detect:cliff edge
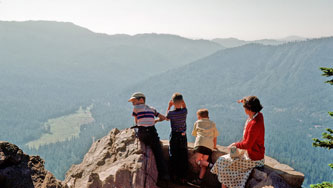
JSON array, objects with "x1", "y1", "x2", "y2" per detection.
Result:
[
  {"x1": 0, "y1": 128, "x2": 304, "y2": 188},
  {"x1": 64, "y1": 128, "x2": 304, "y2": 188},
  {"x1": 64, "y1": 128, "x2": 157, "y2": 188}
]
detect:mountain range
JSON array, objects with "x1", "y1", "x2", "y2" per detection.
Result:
[
  {"x1": 212, "y1": 36, "x2": 307, "y2": 48},
  {"x1": 0, "y1": 20, "x2": 222, "y2": 143},
  {"x1": 0, "y1": 21, "x2": 331, "y2": 186}
]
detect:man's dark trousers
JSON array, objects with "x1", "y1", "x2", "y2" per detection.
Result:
[
  {"x1": 169, "y1": 131, "x2": 188, "y2": 180},
  {"x1": 136, "y1": 126, "x2": 169, "y2": 180}
]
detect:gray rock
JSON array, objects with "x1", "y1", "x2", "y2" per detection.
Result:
[
  {"x1": 63, "y1": 128, "x2": 158, "y2": 188},
  {"x1": 251, "y1": 171, "x2": 291, "y2": 188},
  {"x1": 0, "y1": 141, "x2": 62, "y2": 188},
  {"x1": 252, "y1": 168, "x2": 268, "y2": 181}
]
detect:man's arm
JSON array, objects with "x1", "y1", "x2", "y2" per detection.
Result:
[
  {"x1": 165, "y1": 100, "x2": 173, "y2": 121},
  {"x1": 134, "y1": 116, "x2": 138, "y2": 124},
  {"x1": 181, "y1": 100, "x2": 187, "y2": 109},
  {"x1": 213, "y1": 137, "x2": 217, "y2": 149},
  {"x1": 155, "y1": 113, "x2": 167, "y2": 123},
  {"x1": 132, "y1": 111, "x2": 138, "y2": 125},
  {"x1": 192, "y1": 123, "x2": 197, "y2": 136},
  {"x1": 167, "y1": 100, "x2": 173, "y2": 111}
]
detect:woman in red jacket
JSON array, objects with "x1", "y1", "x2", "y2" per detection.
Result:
[{"x1": 211, "y1": 96, "x2": 265, "y2": 188}]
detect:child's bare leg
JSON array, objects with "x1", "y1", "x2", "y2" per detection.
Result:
[
  {"x1": 199, "y1": 160, "x2": 209, "y2": 167},
  {"x1": 199, "y1": 155, "x2": 209, "y2": 179}
]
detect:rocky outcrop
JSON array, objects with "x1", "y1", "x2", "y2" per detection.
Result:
[
  {"x1": 65, "y1": 128, "x2": 304, "y2": 188},
  {"x1": 0, "y1": 141, "x2": 62, "y2": 188},
  {"x1": 64, "y1": 128, "x2": 158, "y2": 188},
  {"x1": 0, "y1": 128, "x2": 304, "y2": 188}
]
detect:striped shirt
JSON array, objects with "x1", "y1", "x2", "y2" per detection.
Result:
[
  {"x1": 166, "y1": 108, "x2": 187, "y2": 133},
  {"x1": 132, "y1": 104, "x2": 159, "y2": 127}
]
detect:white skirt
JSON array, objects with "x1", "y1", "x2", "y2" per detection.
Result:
[{"x1": 211, "y1": 154, "x2": 264, "y2": 188}]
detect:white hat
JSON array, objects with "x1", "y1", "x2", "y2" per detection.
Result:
[{"x1": 128, "y1": 92, "x2": 145, "y2": 102}]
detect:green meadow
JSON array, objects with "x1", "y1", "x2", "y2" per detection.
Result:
[{"x1": 27, "y1": 105, "x2": 94, "y2": 149}]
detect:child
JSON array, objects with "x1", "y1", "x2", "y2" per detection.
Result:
[
  {"x1": 128, "y1": 92, "x2": 169, "y2": 184},
  {"x1": 191, "y1": 109, "x2": 219, "y2": 186},
  {"x1": 165, "y1": 93, "x2": 188, "y2": 184}
]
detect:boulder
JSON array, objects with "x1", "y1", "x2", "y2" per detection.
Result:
[
  {"x1": 63, "y1": 128, "x2": 158, "y2": 188},
  {"x1": 0, "y1": 141, "x2": 62, "y2": 188}
]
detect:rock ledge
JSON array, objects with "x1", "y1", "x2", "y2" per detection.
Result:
[
  {"x1": 65, "y1": 128, "x2": 304, "y2": 188},
  {"x1": 0, "y1": 128, "x2": 304, "y2": 188}
]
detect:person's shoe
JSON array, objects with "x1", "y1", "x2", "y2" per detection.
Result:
[
  {"x1": 188, "y1": 178, "x2": 202, "y2": 187},
  {"x1": 178, "y1": 178, "x2": 188, "y2": 186},
  {"x1": 156, "y1": 178, "x2": 169, "y2": 188}
]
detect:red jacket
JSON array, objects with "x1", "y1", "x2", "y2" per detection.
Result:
[{"x1": 236, "y1": 112, "x2": 265, "y2": 161}]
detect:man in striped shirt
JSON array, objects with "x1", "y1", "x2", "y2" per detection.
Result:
[
  {"x1": 128, "y1": 92, "x2": 169, "y2": 185},
  {"x1": 132, "y1": 101, "x2": 160, "y2": 127},
  {"x1": 165, "y1": 93, "x2": 188, "y2": 185}
]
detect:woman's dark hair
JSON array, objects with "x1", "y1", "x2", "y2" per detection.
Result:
[{"x1": 243, "y1": 96, "x2": 263, "y2": 113}]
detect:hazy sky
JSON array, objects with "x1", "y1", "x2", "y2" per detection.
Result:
[{"x1": 0, "y1": 0, "x2": 332, "y2": 40}]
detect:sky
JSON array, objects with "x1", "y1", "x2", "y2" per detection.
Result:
[{"x1": 0, "y1": 0, "x2": 332, "y2": 40}]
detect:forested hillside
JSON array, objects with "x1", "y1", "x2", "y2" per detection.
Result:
[
  {"x1": 212, "y1": 36, "x2": 306, "y2": 48},
  {"x1": 122, "y1": 38, "x2": 333, "y2": 186},
  {"x1": 30, "y1": 38, "x2": 333, "y2": 186},
  {"x1": 0, "y1": 21, "x2": 332, "y2": 186},
  {"x1": 0, "y1": 20, "x2": 222, "y2": 145}
]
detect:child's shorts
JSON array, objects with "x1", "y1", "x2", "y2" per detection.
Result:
[{"x1": 194, "y1": 146, "x2": 212, "y2": 156}]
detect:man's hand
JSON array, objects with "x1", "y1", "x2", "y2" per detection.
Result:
[
  {"x1": 237, "y1": 99, "x2": 244, "y2": 104},
  {"x1": 181, "y1": 100, "x2": 186, "y2": 108},
  {"x1": 155, "y1": 113, "x2": 166, "y2": 123}
]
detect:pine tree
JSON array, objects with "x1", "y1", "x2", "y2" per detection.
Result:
[
  {"x1": 312, "y1": 128, "x2": 333, "y2": 150},
  {"x1": 311, "y1": 67, "x2": 333, "y2": 188},
  {"x1": 320, "y1": 67, "x2": 333, "y2": 85}
]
